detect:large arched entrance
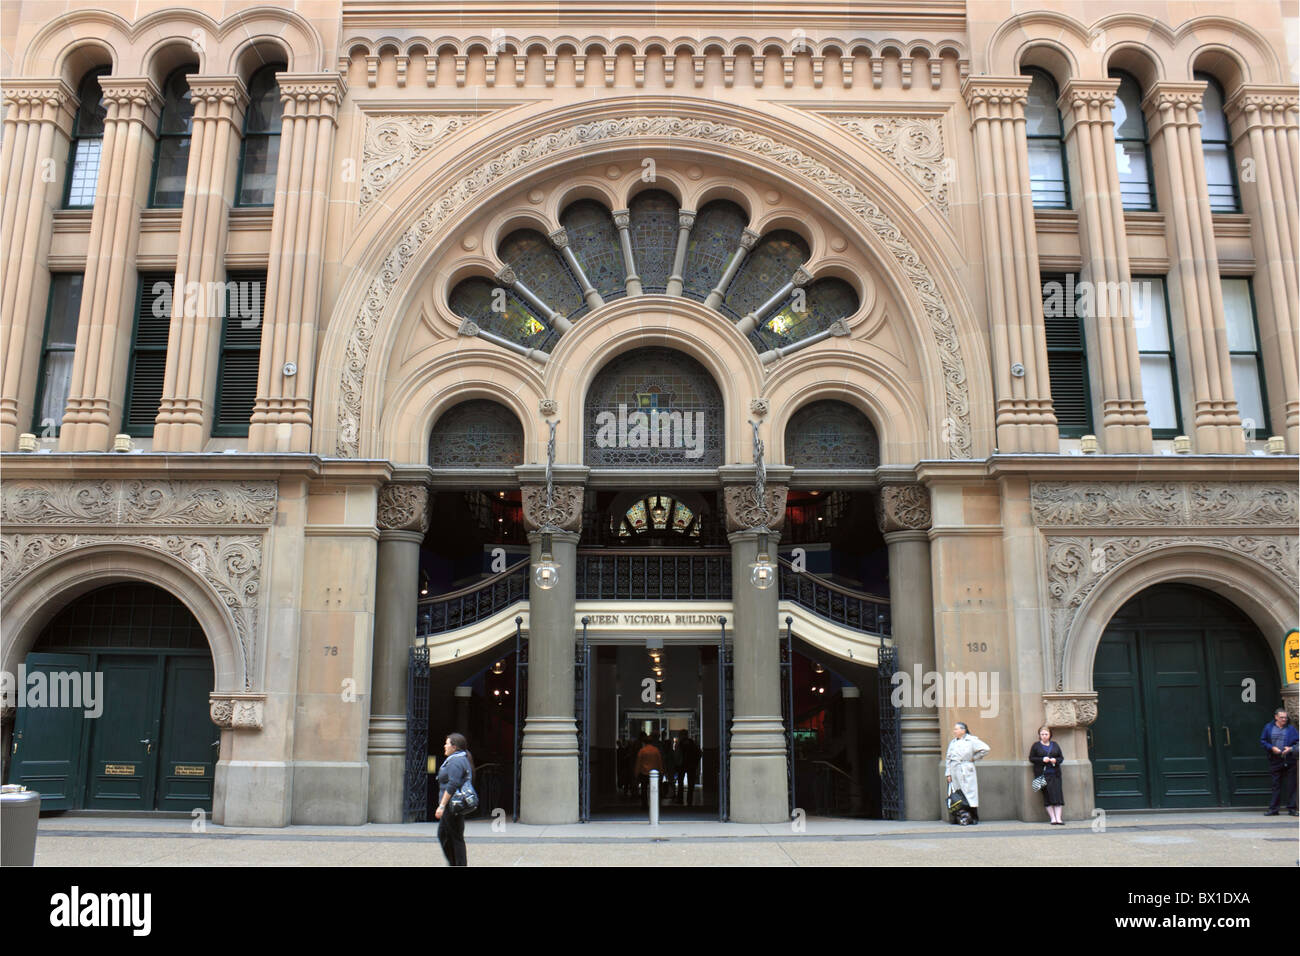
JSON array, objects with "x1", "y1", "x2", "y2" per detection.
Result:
[
  {"x1": 1090, "y1": 583, "x2": 1282, "y2": 809},
  {"x1": 8, "y1": 582, "x2": 219, "y2": 812}
]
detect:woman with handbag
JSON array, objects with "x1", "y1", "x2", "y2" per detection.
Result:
[
  {"x1": 945, "y1": 722, "x2": 991, "y2": 824},
  {"x1": 434, "y1": 732, "x2": 474, "y2": 866},
  {"x1": 1028, "y1": 726, "x2": 1065, "y2": 825}
]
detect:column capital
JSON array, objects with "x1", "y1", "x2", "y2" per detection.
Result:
[
  {"x1": 1, "y1": 77, "x2": 77, "y2": 129},
  {"x1": 97, "y1": 75, "x2": 162, "y2": 119},
  {"x1": 376, "y1": 481, "x2": 430, "y2": 534},
  {"x1": 875, "y1": 484, "x2": 932, "y2": 533},
  {"x1": 1042, "y1": 692, "x2": 1098, "y2": 729},
  {"x1": 1057, "y1": 78, "x2": 1118, "y2": 115},
  {"x1": 960, "y1": 75, "x2": 1030, "y2": 112},
  {"x1": 1224, "y1": 84, "x2": 1300, "y2": 128},
  {"x1": 1141, "y1": 81, "x2": 1205, "y2": 119},
  {"x1": 516, "y1": 464, "x2": 588, "y2": 532},
  {"x1": 186, "y1": 74, "x2": 250, "y2": 111},
  {"x1": 718, "y1": 464, "x2": 791, "y2": 532},
  {"x1": 278, "y1": 73, "x2": 346, "y2": 116}
]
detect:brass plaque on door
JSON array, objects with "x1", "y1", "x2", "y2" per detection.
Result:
[
  {"x1": 1107, "y1": 764, "x2": 1126, "y2": 772},
  {"x1": 174, "y1": 765, "x2": 206, "y2": 776},
  {"x1": 104, "y1": 764, "x2": 136, "y2": 776}
]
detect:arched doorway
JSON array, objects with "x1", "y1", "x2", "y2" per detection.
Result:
[
  {"x1": 8, "y1": 583, "x2": 219, "y2": 812},
  {"x1": 1090, "y1": 583, "x2": 1281, "y2": 809}
]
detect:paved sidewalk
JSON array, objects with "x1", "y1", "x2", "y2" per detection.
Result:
[{"x1": 30, "y1": 810, "x2": 1298, "y2": 866}]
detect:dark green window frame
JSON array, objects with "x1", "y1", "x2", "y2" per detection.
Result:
[
  {"x1": 1195, "y1": 72, "x2": 1241, "y2": 214},
  {"x1": 211, "y1": 271, "x2": 266, "y2": 436},
  {"x1": 234, "y1": 64, "x2": 285, "y2": 207},
  {"x1": 148, "y1": 67, "x2": 196, "y2": 208},
  {"x1": 1023, "y1": 68, "x2": 1072, "y2": 209},
  {"x1": 63, "y1": 67, "x2": 109, "y2": 209},
  {"x1": 1109, "y1": 70, "x2": 1157, "y2": 212},
  {"x1": 1131, "y1": 275, "x2": 1182, "y2": 439},
  {"x1": 1041, "y1": 272, "x2": 1094, "y2": 437},
  {"x1": 31, "y1": 273, "x2": 84, "y2": 436},
  {"x1": 1222, "y1": 276, "x2": 1271, "y2": 437},
  {"x1": 122, "y1": 272, "x2": 173, "y2": 436}
]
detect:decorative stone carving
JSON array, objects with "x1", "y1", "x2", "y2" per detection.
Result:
[
  {"x1": 1030, "y1": 482, "x2": 1299, "y2": 528},
  {"x1": 209, "y1": 693, "x2": 266, "y2": 731},
  {"x1": 1042, "y1": 692, "x2": 1099, "y2": 728},
  {"x1": 335, "y1": 115, "x2": 973, "y2": 460},
  {"x1": 494, "y1": 265, "x2": 517, "y2": 286},
  {"x1": 822, "y1": 114, "x2": 950, "y2": 215},
  {"x1": 1045, "y1": 533, "x2": 1299, "y2": 690},
  {"x1": 876, "y1": 485, "x2": 933, "y2": 532},
  {"x1": 678, "y1": 210, "x2": 696, "y2": 229},
  {"x1": 1, "y1": 532, "x2": 263, "y2": 691},
  {"x1": 360, "y1": 113, "x2": 479, "y2": 210},
  {"x1": 739, "y1": 228, "x2": 761, "y2": 250},
  {"x1": 723, "y1": 484, "x2": 788, "y2": 532},
  {"x1": 547, "y1": 228, "x2": 569, "y2": 249},
  {"x1": 376, "y1": 483, "x2": 430, "y2": 534},
  {"x1": 539, "y1": 398, "x2": 559, "y2": 418},
  {"x1": 521, "y1": 485, "x2": 584, "y2": 532},
  {"x1": 1, "y1": 480, "x2": 278, "y2": 526},
  {"x1": 749, "y1": 398, "x2": 770, "y2": 418}
]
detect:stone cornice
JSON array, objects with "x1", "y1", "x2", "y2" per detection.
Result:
[
  {"x1": 0, "y1": 452, "x2": 393, "y2": 485},
  {"x1": 986, "y1": 453, "x2": 1300, "y2": 484}
]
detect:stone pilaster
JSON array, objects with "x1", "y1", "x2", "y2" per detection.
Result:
[
  {"x1": 1059, "y1": 79, "x2": 1152, "y2": 453},
  {"x1": 0, "y1": 79, "x2": 76, "y2": 450},
  {"x1": 877, "y1": 484, "x2": 942, "y2": 820},
  {"x1": 1143, "y1": 82, "x2": 1244, "y2": 453},
  {"x1": 368, "y1": 482, "x2": 429, "y2": 823},
  {"x1": 961, "y1": 78, "x2": 1058, "y2": 452},
  {"x1": 59, "y1": 77, "x2": 160, "y2": 451},
  {"x1": 153, "y1": 77, "x2": 249, "y2": 451},
  {"x1": 248, "y1": 74, "x2": 346, "y2": 453},
  {"x1": 1226, "y1": 85, "x2": 1300, "y2": 449}
]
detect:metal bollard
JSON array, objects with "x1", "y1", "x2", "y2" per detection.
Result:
[{"x1": 648, "y1": 770, "x2": 659, "y2": 826}]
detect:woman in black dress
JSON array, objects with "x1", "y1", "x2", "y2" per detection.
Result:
[{"x1": 1028, "y1": 726, "x2": 1065, "y2": 824}]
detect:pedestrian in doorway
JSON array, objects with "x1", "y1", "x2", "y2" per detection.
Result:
[
  {"x1": 1260, "y1": 707, "x2": 1298, "y2": 816},
  {"x1": 434, "y1": 732, "x2": 473, "y2": 866},
  {"x1": 1028, "y1": 725, "x2": 1065, "y2": 824},
  {"x1": 669, "y1": 735, "x2": 684, "y2": 802},
  {"x1": 635, "y1": 733, "x2": 664, "y2": 809},
  {"x1": 946, "y1": 722, "x2": 990, "y2": 824},
  {"x1": 677, "y1": 732, "x2": 700, "y2": 805}
]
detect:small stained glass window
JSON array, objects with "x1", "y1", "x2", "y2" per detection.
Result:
[
  {"x1": 682, "y1": 200, "x2": 748, "y2": 301},
  {"x1": 722, "y1": 230, "x2": 810, "y2": 320},
  {"x1": 498, "y1": 229, "x2": 585, "y2": 319},
  {"x1": 449, "y1": 276, "x2": 557, "y2": 351},
  {"x1": 629, "y1": 190, "x2": 679, "y2": 293},
  {"x1": 752, "y1": 278, "x2": 859, "y2": 351},
  {"x1": 561, "y1": 200, "x2": 625, "y2": 301},
  {"x1": 428, "y1": 399, "x2": 525, "y2": 466},
  {"x1": 784, "y1": 401, "x2": 880, "y2": 467}
]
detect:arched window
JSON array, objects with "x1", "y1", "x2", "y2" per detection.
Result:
[
  {"x1": 721, "y1": 230, "x2": 810, "y2": 321},
  {"x1": 584, "y1": 347, "x2": 723, "y2": 467},
  {"x1": 64, "y1": 68, "x2": 108, "y2": 208},
  {"x1": 1024, "y1": 68, "x2": 1070, "y2": 208},
  {"x1": 428, "y1": 399, "x2": 525, "y2": 466},
  {"x1": 615, "y1": 493, "x2": 702, "y2": 539},
  {"x1": 1196, "y1": 72, "x2": 1240, "y2": 213},
  {"x1": 560, "y1": 200, "x2": 625, "y2": 301},
  {"x1": 448, "y1": 276, "x2": 556, "y2": 351},
  {"x1": 1110, "y1": 71, "x2": 1155, "y2": 211},
  {"x1": 752, "y1": 278, "x2": 859, "y2": 351},
  {"x1": 236, "y1": 64, "x2": 284, "y2": 206},
  {"x1": 681, "y1": 199, "x2": 747, "y2": 301},
  {"x1": 150, "y1": 67, "x2": 196, "y2": 207},
  {"x1": 498, "y1": 229, "x2": 585, "y2": 319},
  {"x1": 784, "y1": 401, "x2": 880, "y2": 467},
  {"x1": 628, "y1": 190, "x2": 679, "y2": 293}
]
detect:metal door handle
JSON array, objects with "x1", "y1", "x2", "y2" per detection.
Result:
[
  {"x1": 140, "y1": 738, "x2": 152, "y2": 754},
  {"x1": 1223, "y1": 726, "x2": 1231, "y2": 746},
  {"x1": 1206, "y1": 726, "x2": 1211, "y2": 747}
]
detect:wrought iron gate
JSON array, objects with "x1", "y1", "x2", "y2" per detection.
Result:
[
  {"x1": 403, "y1": 644, "x2": 430, "y2": 822},
  {"x1": 781, "y1": 619, "x2": 795, "y2": 816},
  {"x1": 512, "y1": 617, "x2": 527, "y2": 821},
  {"x1": 577, "y1": 618, "x2": 591, "y2": 822},
  {"x1": 877, "y1": 643, "x2": 902, "y2": 820},
  {"x1": 717, "y1": 617, "x2": 731, "y2": 821}
]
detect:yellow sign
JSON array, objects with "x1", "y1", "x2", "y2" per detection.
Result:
[
  {"x1": 174, "y1": 765, "x2": 206, "y2": 777},
  {"x1": 1285, "y1": 629, "x2": 1299, "y2": 685},
  {"x1": 104, "y1": 764, "x2": 135, "y2": 776}
]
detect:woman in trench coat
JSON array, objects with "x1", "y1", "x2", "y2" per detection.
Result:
[{"x1": 946, "y1": 722, "x2": 991, "y2": 824}]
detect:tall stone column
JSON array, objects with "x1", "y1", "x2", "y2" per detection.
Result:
[
  {"x1": 1226, "y1": 86, "x2": 1300, "y2": 448},
  {"x1": 367, "y1": 482, "x2": 428, "y2": 823},
  {"x1": 878, "y1": 485, "x2": 941, "y2": 820},
  {"x1": 153, "y1": 77, "x2": 248, "y2": 451},
  {"x1": 1060, "y1": 79, "x2": 1152, "y2": 453},
  {"x1": 0, "y1": 79, "x2": 76, "y2": 450},
  {"x1": 961, "y1": 78, "x2": 1058, "y2": 453},
  {"x1": 248, "y1": 74, "x2": 346, "y2": 453},
  {"x1": 721, "y1": 464, "x2": 790, "y2": 823},
  {"x1": 59, "y1": 77, "x2": 160, "y2": 451},
  {"x1": 516, "y1": 464, "x2": 587, "y2": 824},
  {"x1": 1143, "y1": 82, "x2": 1244, "y2": 453}
]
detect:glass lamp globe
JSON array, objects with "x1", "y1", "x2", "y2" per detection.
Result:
[
  {"x1": 534, "y1": 559, "x2": 559, "y2": 590},
  {"x1": 749, "y1": 555, "x2": 776, "y2": 590}
]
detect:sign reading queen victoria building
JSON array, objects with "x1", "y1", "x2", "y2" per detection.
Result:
[{"x1": 0, "y1": 0, "x2": 1294, "y2": 845}]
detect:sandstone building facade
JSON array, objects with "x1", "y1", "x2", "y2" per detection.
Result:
[{"x1": 1, "y1": 1, "x2": 1296, "y2": 827}]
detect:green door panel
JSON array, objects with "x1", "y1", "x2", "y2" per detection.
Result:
[
  {"x1": 1091, "y1": 631, "x2": 1149, "y2": 809},
  {"x1": 1208, "y1": 628, "x2": 1281, "y2": 806},
  {"x1": 84, "y1": 654, "x2": 162, "y2": 810},
  {"x1": 9, "y1": 653, "x2": 91, "y2": 810},
  {"x1": 155, "y1": 656, "x2": 219, "y2": 812},
  {"x1": 1143, "y1": 633, "x2": 1218, "y2": 808}
]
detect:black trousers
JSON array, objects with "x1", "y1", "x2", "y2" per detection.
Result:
[
  {"x1": 438, "y1": 810, "x2": 467, "y2": 866},
  {"x1": 1268, "y1": 759, "x2": 1297, "y2": 811}
]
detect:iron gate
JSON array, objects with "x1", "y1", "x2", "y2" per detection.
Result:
[
  {"x1": 877, "y1": 643, "x2": 902, "y2": 820},
  {"x1": 403, "y1": 644, "x2": 431, "y2": 822},
  {"x1": 512, "y1": 617, "x2": 527, "y2": 821},
  {"x1": 577, "y1": 618, "x2": 591, "y2": 822},
  {"x1": 781, "y1": 619, "x2": 795, "y2": 817}
]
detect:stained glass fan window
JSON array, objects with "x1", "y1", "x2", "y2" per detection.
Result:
[
  {"x1": 428, "y1": 399, "x2": 525, "y2": 466},
  {"x1": 784, "y1": 401, "x2": 879, "y2": 467}
]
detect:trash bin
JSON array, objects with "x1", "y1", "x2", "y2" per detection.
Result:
[{"x1": 0, "y1": 786, "x2": 41, "y2": 866}]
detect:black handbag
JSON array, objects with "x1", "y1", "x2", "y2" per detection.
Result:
[
  {"x1": 449, "y1": 778, "x2": 479, "y2": 814},
  {"x1": 947, "y1": 786, "x2": 969, "y2": 813}
]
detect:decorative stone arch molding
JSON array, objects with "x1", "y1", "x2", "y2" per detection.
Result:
[
  {"x1": 19, "y1": 6, "x2": 327, "y2": 82},
  {"x1": 315, "y1": 98, "x2": 991, "y2": 463}
]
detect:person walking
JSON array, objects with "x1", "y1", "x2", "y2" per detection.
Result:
[
  {"x1": 946, "y1": 722, "x2": 990, "y2": 824},
  {"x1": 678, "y1": 732, "x2": 701, "y2": 806},
  {"x1": 635, "y1": 733, "x2": 664, "y2": 810},
  {"x1": 1028, "y1": 725, "x2": 1065, "y2": 825},
  {"x1": 1260, "y1": 707, "x2": 1298, "y2": 816},
  {"x1": 434, "y1": 732, "x2": 473, "y2": 866}
]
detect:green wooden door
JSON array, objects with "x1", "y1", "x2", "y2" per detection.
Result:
[
  {"x1": 83, "y1": 654, "x2": 163, "y2": 810},
  {"x1": 1207, "y1": 627, "x2": 1279, "y2": 806},
  {"x1": 1090, "y1": 631, "x2": 1150, "y2": 808},
  {"x1": 1143, "y1": 633, "x2": 1218, "y2": 807},
  {"x1": 155, "y1": 656, "x2": 219, "y2": 812},
  {"x1": 9, "y1": 653, "x2": 91, "y2": 810}
]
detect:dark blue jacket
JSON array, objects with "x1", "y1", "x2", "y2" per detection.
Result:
[
  {"x1": 437, "y1": 749, "x2": 473, "y2": 798},
  {"x1": 1259, "y1": 722, "x2": 1298, "y2": 763}
]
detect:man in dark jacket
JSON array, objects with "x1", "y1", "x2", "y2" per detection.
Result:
[{"x1": 1260, "y1": 707, "x2": 1298, "y2": 816}]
